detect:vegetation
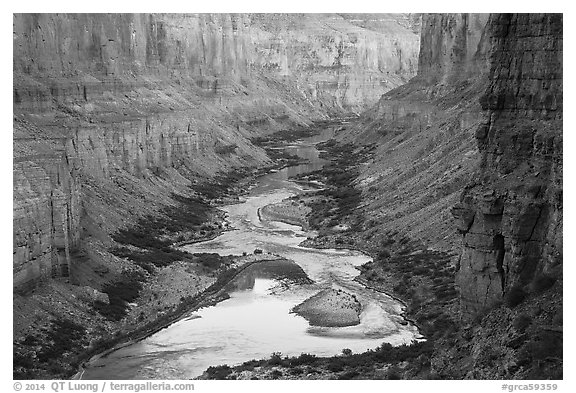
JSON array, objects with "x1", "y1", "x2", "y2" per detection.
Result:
[
  {"x1": 295, "y1": 140, "x2": 374, "y2": 230},
  {"x1": 14, "y1": 318, "x2": 88, "y2": 379},
  {"x1": 94, "y1": 270, "x2": 146, "y2": 321},
  {"x1": 203, "y1": 341, "x2": 435, "y2": 379}
]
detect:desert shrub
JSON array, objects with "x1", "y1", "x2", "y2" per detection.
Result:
[
  {"x1": 268, "y1": 352, "x2": 284, "y2": 366},
  {"x1": 513, "y1": 314, "x2": 533, "y2": 332},
  {"x1": 94, "y1": 270, "x2": 145, "y2": 321},
  {"x1": 236, "y1": 359, "x2": 262, "y2": 372},
  {"x1": 327, "y1": 358, "x2": 345, "y2": 372},
  {"x1": 338, "y1": 370, "x2": 359, "y2": 379},
  {"x1": 36, "y1": 318, "x2": 87, "y2": 363},
  {"x1": 196, "y1": 253, "x2": 223, "y2": 269},
  {"x1": 385, "y1": 365, "x2": 402, "y2": 380},
  {"x1": 290, "y1": 367, "x2": 304, "y2": 376},
  {"x1": 532, "y1": 274, "x2": 557, "y2": 293},
  {"x1": 206, "y1": 365, "x2": 232, "y2": 379},
  {"x1": 288, "y1": 353, "x2": 318, "y2": 366},
  {"x1": 505, "y1": 286, "x2": 527, "y2": 308},
  {"x1": 531, "y1": 330, "x2": 562, "y2": 361}
]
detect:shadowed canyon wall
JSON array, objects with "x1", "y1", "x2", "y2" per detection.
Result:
[
  {"x1": 453, "y1": 14, "x2": 563, "y2": 318},
  {"x1": 343, "y1": 13, "x2": 490, "y2": 250},
  {"x1": 343, "y1": 13, "x2": 561, "y2": 320},
  {"x1": 13, "y1": 14, "x2": 419, "y2": 293}
]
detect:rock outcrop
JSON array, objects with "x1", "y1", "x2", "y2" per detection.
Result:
[{"x1": 453, "y1": 14, "x2": 563, "y2": 318}]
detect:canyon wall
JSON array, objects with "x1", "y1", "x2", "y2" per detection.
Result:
[
  {"x1": 13, "y1": 14, "x2": 419, "y2": 293},
  {"x1": 453, "y1": 14, "x2": 563, "y2": 318},
  {"x1": 343, "y1": 13, "x2": 490, "y2": 250},
  {"x1": 345, "y1": 13, "x2": 561, "y2": 320}
]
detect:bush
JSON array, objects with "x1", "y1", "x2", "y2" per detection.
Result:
[
  {"x1": 268, "y1": 352, "x2": 284, "y2": 366},
  {"x1": 288, "y1": 353, "x2": 318, "y2": 366},
  {"x1": 327, "y1": 358, "x2": 344, "y2": 372},
  {"x1": 35, "y1": 318, "x2": 87, "y2": 363},
  {"x1": 513, "y1": 314, "x2": 533, "y2": 332},
  {"x1": 338, "y1": 370, "x2": 359, "y2": 379},
  {"x1": 94, "y1": 270, "x2": 145, "y2": 321},
  {"x1": 206, "y1": 365, "x2": 232, "y2": 380},
  {"x1": 532, "y1": 274, "x2": 556, "y2": 293},
  {"x1": 505, "y1": 286, "x2": 527, "y2": 308}
]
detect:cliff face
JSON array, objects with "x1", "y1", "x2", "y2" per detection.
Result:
[
  {"x1": 342, "y1": 13, "x2": 489, "y2": 250},
  {"x1": 453, "y1": 14, "x2": 563, "y2": 318},
  {"x1": 248, "y1": 14, "x2": 420, "y2": 113},
  {"x1": 417, "y1": 13, "x2": 489, "y2": 85},
  {"x1": 13, "y1": 14, "x2": 419, "y2": 293}
]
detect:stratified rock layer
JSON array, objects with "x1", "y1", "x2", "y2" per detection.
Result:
[
  {"x1": 342, "y1": 13, "x2": 490, "y2": 250},
  {"x1": 453, "y1": 14, "x2": 562, "y2": 318},
  {"x1": 13, "y1": 14, "x2": 420, "y2": 294}
]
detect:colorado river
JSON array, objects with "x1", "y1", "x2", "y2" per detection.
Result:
[{"x1": 80, "y1": 129, "x2": 421, "y2": 379}]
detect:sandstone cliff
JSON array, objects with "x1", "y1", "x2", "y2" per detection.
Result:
[
  {"x1": 342, "y1": 13, "x2": 490, "y2": 251},
  {"x1": 343, "y1": 12, "x2": 561, "y2": 321},
  {"x1": 453, "y1": 13, "x2": 563, "y2": 317}
]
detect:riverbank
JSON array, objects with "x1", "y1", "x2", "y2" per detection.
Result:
[
  {"x1": 74, "y1": 254, "x2": 291, "y2": 379},
  {"x1": 198, "y1": 139, "x2": 459, "y2": 380}
]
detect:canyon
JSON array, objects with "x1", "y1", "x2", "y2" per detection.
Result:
[{"x1": 13, "y1": 13, "x2": 562, "y2": 380}]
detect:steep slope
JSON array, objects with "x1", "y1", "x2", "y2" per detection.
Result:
[
  {"x1": 341, "y1": 13, "x2": 563, "y2": 379},
  {"x1": 341, "y1": 13, "x2": 490, "y2": 251}
]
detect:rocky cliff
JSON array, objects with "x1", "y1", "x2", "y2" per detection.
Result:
[
  {"x1": 309, "y1": 13, "x2": 562, "y2": 379},
  {"x1": 341, "y1": 13, "x2": 490, "y2": 250},
  {"x1": 343, "y1": 13, "x2": 562, "y2": 321},
  {"x1": 13, "y1": 13, "x2": 419, "y2": 295},
  {"x1": 453, "y1": 13, "x2": 563, "y2": 318}
]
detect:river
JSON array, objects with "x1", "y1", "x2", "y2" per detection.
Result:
[{"x1": 80, "y1": 128, "x2": 421, "y2": 379}]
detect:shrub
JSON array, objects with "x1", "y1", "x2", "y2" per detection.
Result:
[
  {"x1": 94, "y1": 270, "x2": 145, "y2": 321},
  {"x1": 532, "y1": 274, "x2": 556, "y2": 293},
  {"x1": 288, "y1": 353, "x2": 318, "y2": 366},
  {"x1": 268, "y1": 352, "x2": 283, "y2": 366},
  {"x1": 290, "y1": 368, "x2": 304, "y2": 376},
  {"x1": 386, "y1": 365, "x2": 402, "y2": 380},
  {"x1": 338, "y1": 370, "x2": 359, "y2": 379},
  {"x1": 206, "y1": 365, "x2": 232, "y2": 380},
  {"x1": 35, "y1": 318, "x2": 87, "y2": 363},
  {"x1": 513, "y1": 314, "x2": 533, "y2": 332},
  {"x1": 505, "y1": 286, "x2": 527, "y2": 308},
  {"x1": 327, "y1": 358, "x2": 344, "y2": 372}
]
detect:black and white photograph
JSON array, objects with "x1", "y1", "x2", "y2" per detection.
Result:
[{"x1": 9, "y1": 3, "x2": 566, "y2": 387}]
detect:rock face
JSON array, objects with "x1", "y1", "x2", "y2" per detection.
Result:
[
  {"x1": 247, "y1": 14, "x2": 420, "y2": 113},
  {"x1": 342, "y1": 13, "x2": 490, "y2": 250},
  {"x1": 13, "y1": 14, "x2": 419, "y2": 294},
  {"x1": 417, "y1": 13, "x2": 489, "y2": 85},
  {"x1": 453, "y1": 14, "x2": 563, "y2": 318}
]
